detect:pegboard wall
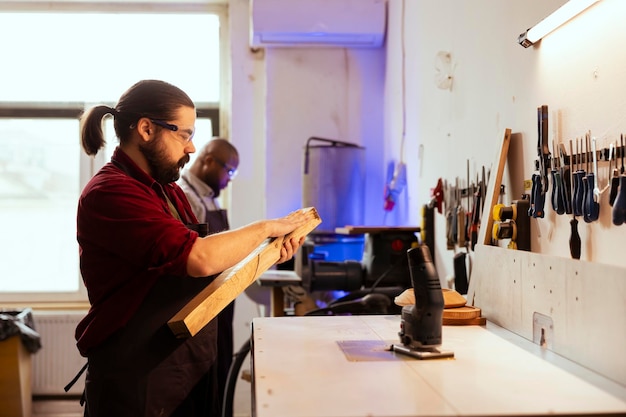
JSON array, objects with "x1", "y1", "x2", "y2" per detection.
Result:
[{"x1": 471, "y1": 244, "x2": 626, "y2": 387}]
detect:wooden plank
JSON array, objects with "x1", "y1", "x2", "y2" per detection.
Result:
[
  {"x1": 480, "y1": 128, "x2": 511, "y2": 246},
  {"x1": 168, "y1": 207, "x2": 322, "y2": 338},
  {"x1": 467, "y1": 128, "x2": 511, "y2": 305}
]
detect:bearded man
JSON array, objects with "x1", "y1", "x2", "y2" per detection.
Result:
[{"x1": 73, "y1": 79, "x2": 308, "y2": 417}]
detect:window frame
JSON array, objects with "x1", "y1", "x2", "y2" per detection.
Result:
[{"x1": 0, "y1": 1, "x2": 228, "y2": 305}]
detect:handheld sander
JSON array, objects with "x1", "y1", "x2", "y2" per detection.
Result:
[{"x1": 392, "y1": 244, "x2": 454, "y2": 359}]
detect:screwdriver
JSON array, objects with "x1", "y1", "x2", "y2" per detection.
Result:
[
  {"x1": 581, "y1": 135, "x2": 593, "y2": 223},
  {"x1": 613, "y1": 175, "x2": 626, "y2": 225},
  {"x1": 609, "y1": 140, "x2": 619, "y2": 206},
  {"x1": 469, "y1": 175, "x2": 481, "y2": 251},
  {"x1": 584, "y1": 136, "x2": 600, "y2": 222},
  {"x1": 530, "y1": 172, "x2": 545, "y2": 218},
  {"x1": 615, "y1": 134, "x2": 624, "y2": 174},
  {"x1": 550, "y1": 139, "x2": 565, "y2": 215},
  {"x1": 572, "y1": 138, "x2": 585, "y2": 216},
  {"x1": 613, "y1": 134, "x2": 626, "y2": 225},
  {"x1": 568, "y1": 140, "x2": 581, "y2": 259},
  {"x1": 558, "y1": 143, "x2": 572, "y2": 214},
  {"x1": 570, "y1": 218, "x2": 581, "y2": 259}
]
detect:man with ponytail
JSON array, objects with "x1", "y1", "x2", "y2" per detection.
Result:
[{"x1": 74, "y1": 79, "x2": 308, "y2": 417}]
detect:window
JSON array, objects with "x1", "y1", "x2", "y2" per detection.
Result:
[{"x1": 0, "y1": 5, "x2": 225, "y2": 303}]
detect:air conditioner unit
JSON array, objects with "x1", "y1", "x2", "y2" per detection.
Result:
[{"x1": 250, "y1": 0, "x2": 387, "y2": 48}]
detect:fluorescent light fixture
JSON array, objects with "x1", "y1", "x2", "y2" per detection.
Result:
[{"x1": 518, "y1": 0, "x2": 600, "y2": 48}]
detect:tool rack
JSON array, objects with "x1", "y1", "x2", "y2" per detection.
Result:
[{"x1": 558, "y1": 137, "x2": 626, "y2": 166}]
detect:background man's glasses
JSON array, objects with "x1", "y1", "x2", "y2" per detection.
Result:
[{"x1": 212, "y1": 156, "x2": 238, "y2": 179}]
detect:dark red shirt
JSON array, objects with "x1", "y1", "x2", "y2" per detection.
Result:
[{"x1": 75, "y1": 147, "x2": 199, "y2": 355}]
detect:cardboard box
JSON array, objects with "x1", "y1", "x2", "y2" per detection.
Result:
[{"x1": 0, "y1": 335, "x2": 32, "y2": 417}]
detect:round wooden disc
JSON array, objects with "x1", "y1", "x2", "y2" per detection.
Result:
[
  {"x1": 443, "y1": 305, "x2": 481, "y2": 319},
  {"x1": 443, "y1": 316, "x2": 486, "y2": 326}
]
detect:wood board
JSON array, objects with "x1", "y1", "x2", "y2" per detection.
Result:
[
  {"x1": 442, "y1": 316, "x2": 486, "y2": 326},
  {"x1": 479, "y1": 128, "x2": 511, "y2": 247},
  {"x1": 467, "y1": 128, "x2": 511, "y2": 305},
  {"x1": 168, "y1": 207, "x2": 322, "y2": 338},
  {"x1": 443, "y1": 305, "x2": 481, "y2": 319}
]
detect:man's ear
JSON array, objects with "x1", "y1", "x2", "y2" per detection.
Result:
[
  {"x1": 136, "y1": 118, "x2": 153, "y2": 142},
  {"x1": 202, "y1": 153, "x2": 214, "y2": 166}
]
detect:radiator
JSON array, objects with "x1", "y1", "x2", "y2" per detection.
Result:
[{"x1": 32, "y1": 311, "x2": 87, "y2": 396}]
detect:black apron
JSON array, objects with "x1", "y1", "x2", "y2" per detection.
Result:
[
  {"x1": 83, "y1": 268, "x2": 219, "y2": 417},
  {"x1": 180, "y1": 176, "x2": 234, "y2": 409},
  {"x1": 204, "y1": 209, "x2": 234, "y2": 412}
]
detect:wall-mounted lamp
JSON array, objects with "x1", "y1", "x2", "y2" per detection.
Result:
[{"x1": 518, "y1": 0, "x2": 600, "y2": 48}]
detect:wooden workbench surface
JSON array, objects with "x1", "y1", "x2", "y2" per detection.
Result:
[{"x1": 251, "y1": 315, "x2": 626, "y2": 417}]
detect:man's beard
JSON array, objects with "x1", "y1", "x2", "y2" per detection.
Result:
[
  {"x1": 140, "y1": 136, "x2": 190, "y2": 184},
  {"x1": 207, "y1": 177, "x2": 221, "y2": 198}
]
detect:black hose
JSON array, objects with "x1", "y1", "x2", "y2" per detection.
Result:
[{"x1": 221, "y1": 338, "x2": 252, "y2": 417}]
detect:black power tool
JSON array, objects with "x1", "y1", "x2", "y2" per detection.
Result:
[{"x1": 392, "y1": 244, "x2": 454, "y2": 359}]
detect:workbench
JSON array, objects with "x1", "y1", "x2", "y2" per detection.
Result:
[{"x1": 251, "y1": 315, "x2": 626, "y2": 417}]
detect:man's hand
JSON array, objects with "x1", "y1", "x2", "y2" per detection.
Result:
[
  {"x1": 277, "y1": 236, "x2": 305, "y2": 264},
  {"x1": 266, "y1": 209, "x2": 311, "y2": 238}
]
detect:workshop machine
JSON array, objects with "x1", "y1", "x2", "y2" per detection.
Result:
[
  {"x1": 295, "y1": 226, "x2": 419, "y2": 315},
  {"x1": 298, "y1": 136, "x2": 419, "y2": 314}
]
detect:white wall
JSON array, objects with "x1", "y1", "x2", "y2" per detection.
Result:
[
  {"x1": 263, "y1": 48, "x2": 386, "y2": 222},
  {"x1": 226, "y1": 3, "x2": 386, "y2": 412},
  {"x1": 227, "y1": 0, "x2": 626, "y2": 394},
  {"x1": 381, "y1": 0, "x2": 626, "y2": 387},
  {"x1": 382, "y1": 0, "x2": 626, "y2": 280}
]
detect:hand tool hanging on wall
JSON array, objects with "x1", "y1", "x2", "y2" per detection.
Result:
[
  {"x1": 558, "y1": 142, "x2": 572, "y2": 214},
  {"x1": 452, "y1": 181, "x2": 458, "y2": 243},
  {"x1": 570, "y1": 216, "x2": 581, "y2": 258},
  {"x1": 613, "y1": 134, "x2": 626, "y2": 225},
  {"x1": 464, "y1": 160, "x2": 472, "y2": 245},
  {"x1": 430, "y1": 178, "x2": 444, "y2": 214},
  {"x1": 584, "y1": 135, "x2": 600, "y2": 222},
  {"x1": 550, "y1": 139, "x2": 565, "y2": 215},
  {"x1": 445, "y1": 181, "x2": 455, "y2": 249},
  {"x1": 582, "y1": 134, "x2": 594, "y2": 223},
  {"x1": 612, "y1": 176, "x2": 626, "y2": 225},
  {"x1": 575, "y1": 137, "x2": 587, "y2": 218},
  {"x1": 609, "y1": 140, "x2": 619, "y2": 206},
  {"x1": 569, "y1": 139, "x2": 581, "y2": 259},
  {"x1": 468, "y1": 176, "x2": 481, "y2": 251},
  {"x1": 529, "y1": 105, "x2": 550, "y2": 219},
  {"x1": 540, "y1": 105, "x2": 551, "y2": 193},
  {"x1": 583, "y1": 133, "x2": 596, "y2": 223},
  {"x1": 481, "y1": 166, "x2": 487, "y2": 215},
  {"x1": 619, "y1": 135, "x2": 626, "y2": 174},
  {"x1": 456, "y1": 177, "x2": 466, "y2": 247}
]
